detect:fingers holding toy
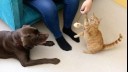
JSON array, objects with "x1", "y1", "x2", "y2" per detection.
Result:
[{"x1": 80, "y1": 0, "x2": 93, "y2": 14}]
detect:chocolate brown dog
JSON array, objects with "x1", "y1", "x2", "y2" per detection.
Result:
[{"x1": 0, "y1": 25, "x2": 60, "y2": 67}]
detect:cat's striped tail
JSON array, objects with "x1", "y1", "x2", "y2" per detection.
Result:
[{"x1": 104, "y1": 34, "x2": 123, "y2": 49}]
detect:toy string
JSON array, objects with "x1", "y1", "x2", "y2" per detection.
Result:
[
  {"x1": 76, "y1": 14, "x2": 82, "y2": 22},
  {"x1": 76, "y1": 13, "x2": 88, "y2": 22}
]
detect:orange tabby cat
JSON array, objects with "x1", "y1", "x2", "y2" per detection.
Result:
[{"x1": 74, "y1": 13, "x2": 123, "y2": 54}]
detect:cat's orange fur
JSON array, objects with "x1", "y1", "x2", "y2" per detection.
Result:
[{"x1": 74, "y1": 13, "x2": 123, "y2": 54}]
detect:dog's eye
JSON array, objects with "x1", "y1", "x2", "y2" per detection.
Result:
[
  {"x1": 34, "y1": 29, "x2": 39, "y2": 34},
  {"x1": 26, "y1": 34, "x2": 31, "y2": 37}
]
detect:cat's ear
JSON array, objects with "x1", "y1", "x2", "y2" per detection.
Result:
[
  {"x1": 93, "y1": 13, "x2": 101, "y2": 25},
  {"x1": 97, "y1": 18, "x2": 102, "y2": 25},
  {"x1": 93, "y1": 13, "x2": 99, "y2": 19}
]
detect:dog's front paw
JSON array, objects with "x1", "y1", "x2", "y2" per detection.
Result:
[
  {"x1": 51, "y1": 58, "x2": 60, "y2": 64},
  {"x1": 43, "y1": 41, "x2": 55, "y2": 46}
]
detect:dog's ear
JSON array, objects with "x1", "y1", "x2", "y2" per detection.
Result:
[{"x1": 22, "y1": 25, "x2": 30, "y2": 27}]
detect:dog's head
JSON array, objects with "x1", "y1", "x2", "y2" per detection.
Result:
[{"x1": 20, "y1": 25, "x2": 49, "y2": 49}]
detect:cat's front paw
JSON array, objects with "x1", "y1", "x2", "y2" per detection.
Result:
[
  {"x1": 83, "y1": 50, "x2": 93, "y2": 54},
  {"x1": 74, "y1": 35, "x2": 79, "y2": 38}
]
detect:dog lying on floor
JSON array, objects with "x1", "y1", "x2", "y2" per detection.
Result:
[{"x1": 0, "y1": 25, "x2": 60, "y2": 67}]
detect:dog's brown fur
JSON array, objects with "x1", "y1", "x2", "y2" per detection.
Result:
[{"x1": 0, "y1": 25, "x2": 60, "y2": 67}]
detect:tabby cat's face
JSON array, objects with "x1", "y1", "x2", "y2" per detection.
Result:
[
  {"x1": 85, "y1": 14, "x2": 100, "y2": 28},
  {"x1": 84, "y1": 14, "x2": 100, "y2": 31},
  {"x1": 89, "y1": 14, "x2": 100, "y2": 25}
]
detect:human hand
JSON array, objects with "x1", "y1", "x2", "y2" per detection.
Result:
[{"x1": 80, "y1": 0, "x2": 93, "y2": 14}]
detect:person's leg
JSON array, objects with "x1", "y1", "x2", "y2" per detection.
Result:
[
  {"x1": 63, "y1": 0, "x2": 80, "y2": 42},
  {"x1": 25, "y1": 0, "x2": 71, "y2": 51}
]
